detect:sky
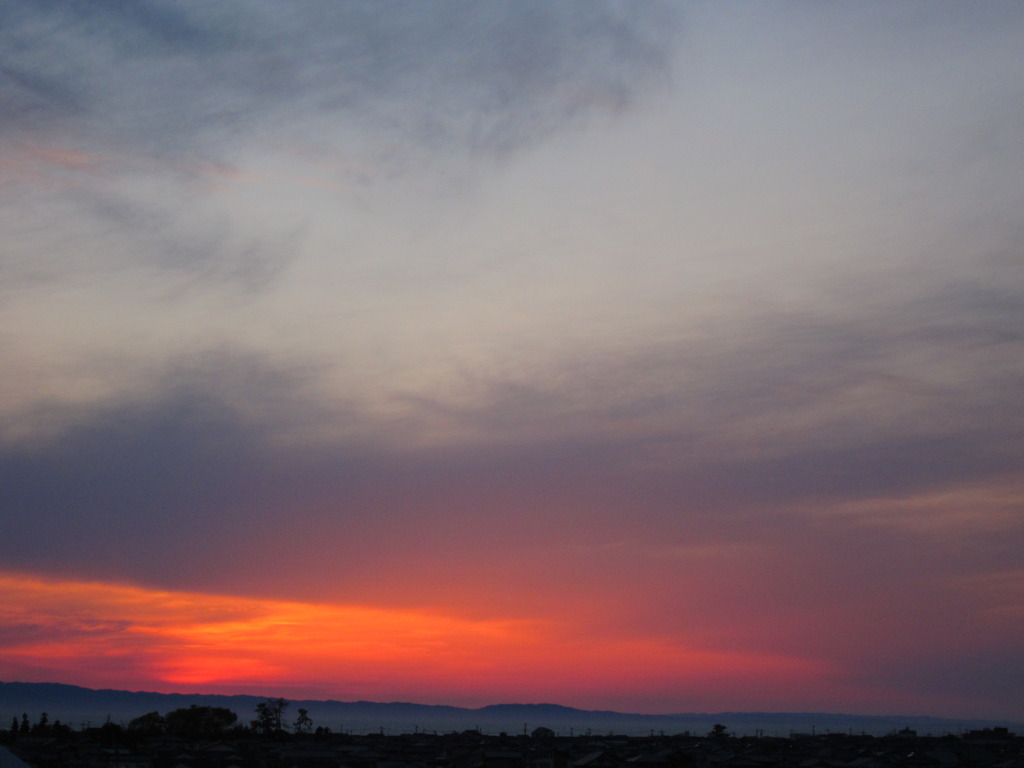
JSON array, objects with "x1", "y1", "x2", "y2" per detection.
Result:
[{"x1": 1, "y1": 0, "x2": 1023, "y2": 721}]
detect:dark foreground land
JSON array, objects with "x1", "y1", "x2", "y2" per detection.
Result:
[{"x1": 4, "y1": 724, "x2": 1022, "y2": 768}]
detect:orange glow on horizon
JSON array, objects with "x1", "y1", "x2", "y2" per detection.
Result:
[{"x1": 0, "y1": 570, "x2": 836, "y2": 709}]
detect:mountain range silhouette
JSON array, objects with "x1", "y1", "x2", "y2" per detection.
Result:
[{"x1": 1, "y1": 683, "x2": 1019, "y2": 737}]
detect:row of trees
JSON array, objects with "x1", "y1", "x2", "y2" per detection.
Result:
[
  {"x1": 7, "y1": 700, "x2": 319, "y2": 741},
  {"x1": 253, "y1": 699, "x2": 313, "y2": 735},
  {"x1": 9, "y1": 712, "x2": 73, "y2": 737},
  {"x1": 126, "y1": 699, "x2": 318, "y2": 738}
]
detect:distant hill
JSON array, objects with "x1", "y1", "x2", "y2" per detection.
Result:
[{"x1": 1, "y1": 682, "x2": 1020, "y2": 737}]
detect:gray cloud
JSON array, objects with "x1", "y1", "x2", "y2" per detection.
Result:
[
  {"x1": 0, "y1": 352, "x2": 318, "y2": 571},
  {"x1": 0, "y1": 1, "x2": 678, "y2": 296},
  {"x1": 85, "y1": 188, "x2": 296, "y2": 290},
  {"x1": 863, "y1": 648, "x2": 1024, "y2": 719},
  {"x1": 2, "y1": 323, "x2": 1017, "y2": 596},
  {"x1": 406, "y1": 290, "x2": 1023, "y2": 507},
  {"x1": 0, "y1": 1, "x2": 678, "y2": 158},
  {"x1": 4, "y1": 227, "x2": 1019, "y2": 581}
]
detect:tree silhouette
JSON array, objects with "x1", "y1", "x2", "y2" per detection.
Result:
[
  {"x1": 293, "y1": 708, "x2": 313, "y2": 734},
  {"x1": 31, "y1": 713, "x2": 49, "y2": 735},
  {"x1": 253, "y1": 698, "x2": 288, "y2": 735}
]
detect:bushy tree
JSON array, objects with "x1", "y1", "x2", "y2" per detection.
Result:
[
  {"x1": 96, "y1": 719, "x2": 123, "y2": 745},
  {"x1": 165, "y1": 705, "x2": 238, "y2": 739},
  {"x1": 128, "y1": 711, "x2": 166, "y2": 735}
]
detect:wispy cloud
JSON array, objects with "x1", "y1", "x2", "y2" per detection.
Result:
[{"x1": 0, "y1": 1, "x2": 677, "y2": 157}]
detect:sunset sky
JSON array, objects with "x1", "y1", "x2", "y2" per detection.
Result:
[{"x1": 2, "y1": 1, "x2": 1023, "y2": 721}]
